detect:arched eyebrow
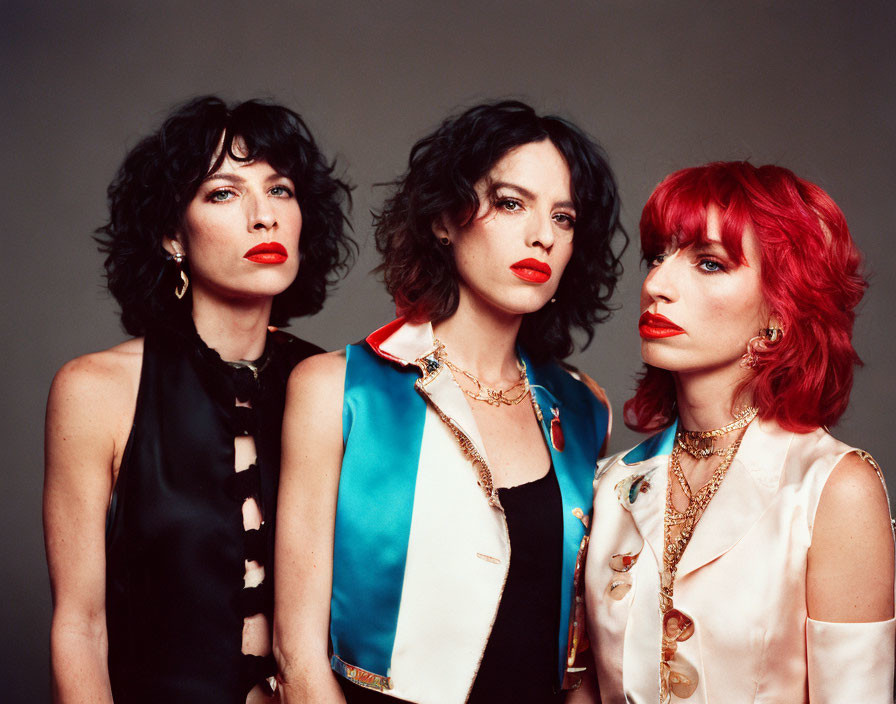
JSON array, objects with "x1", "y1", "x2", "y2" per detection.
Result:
[
  {"x1": 202, "y1": 172, "x2": 245, "y2": 185},
  {"x1": 490, "y1": 181, "x2": 575, "y2": 210},
  {"x1": 202, "y1": 171, "x2": 292, "y2": 186}
]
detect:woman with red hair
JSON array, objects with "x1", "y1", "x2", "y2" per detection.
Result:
[{"x1": 585, "y1": 162, "x2": 895, "y2": 702}]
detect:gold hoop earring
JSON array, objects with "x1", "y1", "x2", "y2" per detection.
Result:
[
  {"x1": 439, "y1": 236, "x2": 450, "y2": 246},
  {"x1": 739, "y1": 336, "x2": 762, "y2": 369},
  {"x1": 172, "y1": 252, "x2": 189, "y2": 300}
]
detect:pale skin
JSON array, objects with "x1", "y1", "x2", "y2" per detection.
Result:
[
  {"x1": 274, "y1": 140, "x2": 600, "y2": 702},
  {"x1": 44, "y1": 151, "x2": 300, "y2": 703},
  {"x1": 641, "y1": 208, "x2": 894, "y2": 626}
]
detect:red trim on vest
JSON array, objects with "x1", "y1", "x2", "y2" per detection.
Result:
[{"x1": 365, "y1": 317, "x2": 409, "y2": 364}]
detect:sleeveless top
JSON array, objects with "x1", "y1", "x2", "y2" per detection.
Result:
[
  {"x1": 105, "y1": 321, "x2": 320, "y2": 703},
  {"x1": 339, "y1": 468, "x2": 566, "y2": 704},
  {"x1": 585, "y1": 418, "x2": 896, "y2": 703}
]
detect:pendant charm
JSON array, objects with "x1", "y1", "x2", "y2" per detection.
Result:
[{"x1": 550, "y1": 406, "x2": 565, "y2": 452}]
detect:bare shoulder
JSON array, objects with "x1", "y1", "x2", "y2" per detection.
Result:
[
  {"x1": 282, "y1": 351, "x2": 347, "y2": 475},
  {"x1": 284, "y1": 350, "x2": 347, "y2": 434},
  {"x1": 287, "y1": 349, "x2": 347, "y2": 398},
  {"x1": 808, "y1": 449, "x2": 894, "y2": 621},
  {"x1": 50, "y1": 339, "x2": 143, "y2": 399},
  {"x1": 819, "y1": 450, "x2": 890, "y2": 519},
  {"x1": 47, "y1": 339, "x2": 144, "y2": 448}
]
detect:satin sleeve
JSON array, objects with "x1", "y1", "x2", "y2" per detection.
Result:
[{"x1": 807, "y1": 616, "x2": 896, "y2": 703}]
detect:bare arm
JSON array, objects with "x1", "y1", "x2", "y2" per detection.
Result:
[
  {"x1": 808, "y1": 451, "x2": 895, "y2": 621},
  {"x1": 44, "y1": 351, "x2": 137, "y2": 703},
  {"x1": 274, "y1": 352, "x2": 348, "y2": 703}
]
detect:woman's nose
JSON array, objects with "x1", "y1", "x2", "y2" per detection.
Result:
[
  {"x1": 642, "y1": 256, "x2": 679, "y2": 303},
  {"x1": 248, "y1": 194, "x2": 277, "y2": 232},
  {"x1": 528, "y1": 213, "x2": 556, "y2": 251}
]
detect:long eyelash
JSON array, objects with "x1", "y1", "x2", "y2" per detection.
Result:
[
  {"x1": 207, "y1": 189, "x2": 234, "y2": 202},
  {"x1": 699, "y1": 258, "x2": 726, "y2": 273}
]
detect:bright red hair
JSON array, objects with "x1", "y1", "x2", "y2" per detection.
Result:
[{"x1": 624, "y1": 162, "x2": 867, "y2": 434}]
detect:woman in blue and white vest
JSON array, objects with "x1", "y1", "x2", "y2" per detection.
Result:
[{"x1": 274, "y1": 101, "x2": 627, "y2": 704}]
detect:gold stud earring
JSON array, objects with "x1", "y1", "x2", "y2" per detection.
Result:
[{"x1": 761, "y1": 326, "x2": 783, "y2": 344}]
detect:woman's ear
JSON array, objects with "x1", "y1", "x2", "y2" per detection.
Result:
[
  {"x1": 162, "y1": 235, "x2": 185, "y2": 257},
  {"x1": 431, "y1": 217, "x2": 452, "y2": 247}
]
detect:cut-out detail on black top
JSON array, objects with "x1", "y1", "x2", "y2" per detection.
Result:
[
  {"x1": 244, "y1": 526, "x2": 268, "y2": 565},
  {"x1": 226, "y1": 463, "x2": 262, "y2": 503},
  {"x1": 105, "y1": 320, "x2": 321, "y2": 703}
]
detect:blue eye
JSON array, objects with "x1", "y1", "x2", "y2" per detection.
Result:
[
  {"x1": 699, "y1": 258, "x2": 724, "y2": 273},
  {"x1": 270, "y1": 184, "x2": 293, "y2": 197}
]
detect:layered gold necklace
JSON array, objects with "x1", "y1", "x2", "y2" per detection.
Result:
[
  {"x1": 435, "y1": 341, "x2": 531, "y2": 406},
  {"x1": 675, "y1": 406, "x2": 758, "y2": 458},
  {"x1": 659, "y1": 406, "x2": 758, "y2": 702}
]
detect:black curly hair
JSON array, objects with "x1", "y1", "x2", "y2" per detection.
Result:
[
  {"x1": 373, "y1": 100, "x2": 627, "y2": 362},
  {"x1": 97, "y1": 95, "x2": 354, "y2": 336}
]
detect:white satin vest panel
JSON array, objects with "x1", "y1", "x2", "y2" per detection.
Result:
[{"x1": 585, "y1": 420, "x2": 895, "y2": 703}]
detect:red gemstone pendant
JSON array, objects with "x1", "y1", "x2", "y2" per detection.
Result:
[{"x1": 550, "y1": 407, "x2": 565, "y2": 452}]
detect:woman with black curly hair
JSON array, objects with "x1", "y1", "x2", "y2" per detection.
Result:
[
  {"x1": 44, "y1": 96, "x2": 352, "y2": 703},
  {"x1": 274, "y1": 101, "x2": 626, "y2": 703}
]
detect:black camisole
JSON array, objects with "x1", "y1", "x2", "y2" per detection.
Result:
[
  {"x1": 105, "y1": 321, "x2": 320, "y2": 703},
  {"x1": 340, "y1": 466, "x2": 565, "y2": 703}
]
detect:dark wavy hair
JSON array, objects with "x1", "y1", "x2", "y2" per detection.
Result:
[
  {"x1": 624, "y1": 162, "x2": 867, "y2": 433},
  {"x1": 97, "y1": 95, "x2": 354, "y2": 336},
  {"x1": 373, "y1": 100, "x2": 627, "y2": 362}
]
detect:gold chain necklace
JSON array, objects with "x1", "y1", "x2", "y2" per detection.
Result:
[
  {"x1": 435, "y1": 341, "x2": 531, "y2": 406},
  {"x1": 659, "y1": 413, "x2": 755, "y2": 702},
  {"x1": 421, "y1": 339, "x2": 542, "y2": 506},
  {"x1": 676, "y1": 406, "x2": 758, "y2": 458}
]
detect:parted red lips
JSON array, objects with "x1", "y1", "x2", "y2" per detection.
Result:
[
  {"x1": 244, "y1": 242, "x2": 288, "y2": 264},
  {"x1": 510, "y1": 258, "x2": 552, "y2": 283},
  {"x1": 638, "y1": 311, "x2": 685, "y2": 339}
]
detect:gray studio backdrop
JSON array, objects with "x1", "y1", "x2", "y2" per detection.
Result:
[{"x1": 2, "y1": 0, "x2": 893, "y2": 697}]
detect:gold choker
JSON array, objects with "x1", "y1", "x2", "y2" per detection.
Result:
[{"x1": 676, "y1": 406, "x2": 758, "y2": 459}]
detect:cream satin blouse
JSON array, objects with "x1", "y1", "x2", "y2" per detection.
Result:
[{"x1": 585, "y1": 418, "x2": 895, "y2": 703}]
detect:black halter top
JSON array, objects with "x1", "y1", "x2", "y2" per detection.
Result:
[{"x1": 105, "y1": 320, "x2": 320, "y2": 703}]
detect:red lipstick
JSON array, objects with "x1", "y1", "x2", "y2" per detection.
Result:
[
  {"x1": 510, "y1": 258, "x2": 552, "y2": 284},
  {"x1": 639, "y1": 311, "x2": 685, "y2": 339},
  {"x1": 243, "y1": 242, "x2": 288, "y2": 264}
]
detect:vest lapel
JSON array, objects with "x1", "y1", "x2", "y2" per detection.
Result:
[
  {"x1": 373, "y1": 318, "x2": 491, "y2": 468},
  {"x1": 614, "y1": 423, "x2": 677, "y2": 565},
  {"x1": 415, "y1": 362, "x2": 491, "y2": 464}
]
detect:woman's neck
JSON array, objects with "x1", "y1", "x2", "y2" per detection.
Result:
[
  {"x1": 190, "y1": 291, "x2": 273, "y2": 362},
  {"x1": 674, "y1": 364, "x2": 753, "y2": 432},
  {"x1": 432, "y1": 291, "x2": 523, "y2": 384}
]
